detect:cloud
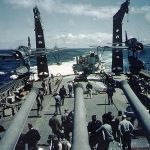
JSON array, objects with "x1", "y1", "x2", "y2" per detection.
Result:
[
  {"x1": 145, "y1": 13, "x2": 150, "y2": 22},
  {"x1": 46, "y1": 32, "x2": 112, "y2": 48},
  {"x1": 0, "y1": 32, "x2": 112, "y2": 49},
  {"x1": 5, "y1": 0, "x2": 36, "y2": 8},
  {"x1": 5, "y1": 0, "x2": 150, "y2": 20},
  {"x1": 130, "y1": 6, "x2": 150, "y2": 14},
  {"x1": 4, "y1": 0, "x2": 118, "y2": 20},
  {"x1": 58, "y1": 4, "x2": 117, "y2": 20},
  {"x1": 130, "y1": 6, "x2": 150, "y2": 23}
]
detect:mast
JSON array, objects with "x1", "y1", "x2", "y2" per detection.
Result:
[
  {"x1": 28, "y1": 36, "x2": 31, "y2": 49},
  {"x1": 33, "y1": 6, "x2": 49, "y2": 79},
  {"x1": 112, "y1": 0, "x2": 130, "y2": 74}
]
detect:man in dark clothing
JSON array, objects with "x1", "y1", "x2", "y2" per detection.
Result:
[
  {"x1": 48, "y1": 79, "x2": 52, "y2": 94},
  {"x1": 54, "y1": 93, "x2": 61, "y2": 115},
  {"x1": 24, "y1": 123, "x2": 41, "y2": 150},
  {"x1": 39, "y1": 88, "x2": 44, "y2": 107},
  {"x1": 68, "y1": 82, "x2": 73, "y2": 98},
  {"x1": 102, "y1": 112, "x2": 114, "y2": 125},
  {"x1": 41, "y1": 81, "x2": 46, "y2": 95},
  {"x1": 49, "y1": 114, "x2": 62, "y2": 138},
  {"x1": 106, "y1": 85, "x2": 114, "y2": 104},
  {"x1": 65, "y1": 110, "x2": 74, "y2": 141},
  {"x1": 87, "y1": 115, "x2": 102, "y2": 150},
  {"x1": 0, "y1": 125, "x2": 5, "y2": 140},
  {"x1": 59, "y1": 85, "x2": 67, "y2": 106},
  {"x1": 15, "y1": 134, "x2": 25, "y2": 150},
  {"x1": 86, "y1": 82, "x2": 93, "y2": 99},
  {"x1": 36, "y1": 95, "x2": 42, "y2": 116},
  {"x1": 61, "y1": 109, "x2": 69, "y2": 139}
]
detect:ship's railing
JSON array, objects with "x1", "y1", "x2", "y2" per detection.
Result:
[
  {"x1": 0, "y1": 88, "x2": 39, "y2": 150},
  {"x1": 46, "y1": 73, "x2": 63, "y2": 94},
  {"x1": 72, "y1": 83, "x2": 90, "y2": 150},
  {"x1": 121, "y1": 80, "x2": 150, "y2": 144},
  {"x1": 0, "y1": 78, "x2": 26, "y2": 103}
]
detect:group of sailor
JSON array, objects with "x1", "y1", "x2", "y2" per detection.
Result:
[{"x1": 88, "y1": 111, "x2": 134, "y2": 150}]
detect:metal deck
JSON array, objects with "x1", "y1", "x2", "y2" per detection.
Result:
[{"x1": 0, "y1": 74, "x2": 149, "y2": 149}]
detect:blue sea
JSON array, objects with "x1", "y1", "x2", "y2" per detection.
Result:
[{"x1": 0, "y1": 47, "x2": 150, "y2": 87}]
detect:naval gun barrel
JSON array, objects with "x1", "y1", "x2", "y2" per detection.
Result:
[
  {"x1": 0, "y1": 88, "x2": 39, "y2": 150},
  {"x1": 121, "y1": 80, "x2": 150, "y2": 143},
  {"x1": 72, "y1": 83, "x2": 90, "y2": 150}
]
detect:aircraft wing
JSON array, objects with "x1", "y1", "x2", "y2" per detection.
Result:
[
  {"x1": 144, "y1": 44, "x2": 150, "y2": 48},
  {"x1": 29, "y1": 47, "x2": 65, "y2": 57},
  {"x1": 89, "y1": 45, "x2": 101, "y2": 48},
  {"x1": 97, "y1": 45, "x2": 128, "y2": 49},
  {"x1": 108, "y1": 46, "x2": 128, "y2": 49},
  {"x1": 0, "y1": 54, "x2": 12, "y2": 57}
]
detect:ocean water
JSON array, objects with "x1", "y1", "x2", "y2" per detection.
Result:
[
  {"x1": 0, "y1": 48, "x2": 150, "y2": 86},
  {"x1": 30, "y1": 48, "x2": 113, "y2": 79}
]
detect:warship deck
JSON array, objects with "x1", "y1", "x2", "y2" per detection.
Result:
[{"x1": 0, "y1": 74, "x2": 150, "y2": 149}]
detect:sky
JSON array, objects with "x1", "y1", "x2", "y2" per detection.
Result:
[{"x1": 0, "y1": 0, "x2": 150, "y2": 49}]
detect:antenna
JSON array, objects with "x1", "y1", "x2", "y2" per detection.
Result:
[
  {"x1": 125, "y1": 30, "x2": 128, "y2": 41},
  {"x1": 127, "y1": 0, "x2": 130, "y2": 22},
  {"x1": 137, "y1": 32, "x2": 139, "y2": 41},
  {"x1": 28, "y1": 36, "x2": 31, "y2": 48}
]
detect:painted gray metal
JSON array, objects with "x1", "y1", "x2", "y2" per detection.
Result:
[
  {"x1": 121, "y1": 80, "x2": 150, "y2": 143},
  {"x1": 0, "y1": 88, "x2": 39, "y2": 150},
  {"x1": 72, "y1": 83, "x2": 90, "y2": 150},
  {"x1": 112, "y1": 0, "x2": 130, "y2": 74}
]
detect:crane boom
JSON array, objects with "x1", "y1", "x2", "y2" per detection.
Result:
[
  {"x1": 33, "y1": 6, "x2": 49, "y2": 79},
  {"x1": 112, "y1": 0, "x2": 130, "y2": 74}
]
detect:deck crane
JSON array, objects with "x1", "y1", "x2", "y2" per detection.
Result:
[
  {"x1": 33, "y1": 6, "x2": 49, "y2": 79},
  {"x1": 112, "y1": 0, "x2": 130, "y2": 74}
]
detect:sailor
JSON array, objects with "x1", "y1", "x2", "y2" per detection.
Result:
[
  {"x1": 0, "y1": 125, "x2": 5, "y2": 140},
  {"x1": 15, "y1": 134, "x2": 25, "y2": 150},
  {"x1": 68, "y1": 81, "x2": 73, "y2": 98},
  {"x1": 49, "y1": 113, "x2": 62, "y2": 138},
  {"x1": 41, "y1": 80, "x2": 46, "y2": 95},
  {"x1": 87, "y1": 115, "x2": 102, "y2": 150},
  {"x1": 39, "y1": 88, "x2": 44, "y2": 107},
  {"x1": 61, "y1": 109, "x2": 69, "y2": 127},
  {"x1": 36, "y1": 95, "x2": 42, "y2": 116},
  {"x1": 113, "y1": 110, "x2": 123, "y2": 140},
  {"x1": 86, "y1": 82, "x2": 93, "y2": 99},
  {"x1": 48, "y1": 78, "x2": 52, "y2": 94},
  {"x1": 106, "y1": 84, "x2": 114, "y2": 105},
  {"x1": 61, "y1": 109, "x2": 70, "y2": 139},
  {"x1": 51, "y1": 73, "x2": 54, "y2": 82},
  {"x1": 60, "y1": 134, "x2": 71, "y2": 150},
  {"x1": 24, "y1": 123, "x2": 41, "y2": 150},
  {"x1": 54, "y1": 93, "x2": 62, "y2": 115},
  {"x1": 59, "y1": 85, "x2": 67, "y2": 106},
  {"x1": 65, "y1": 110, "x2": 74, "y2": 141},
  {"x1": 96, "y1": 115, "x2": 114, "y2": 150},
  {"x1": 118, "y1": 115, "x2": 134, "y2": 150}
]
